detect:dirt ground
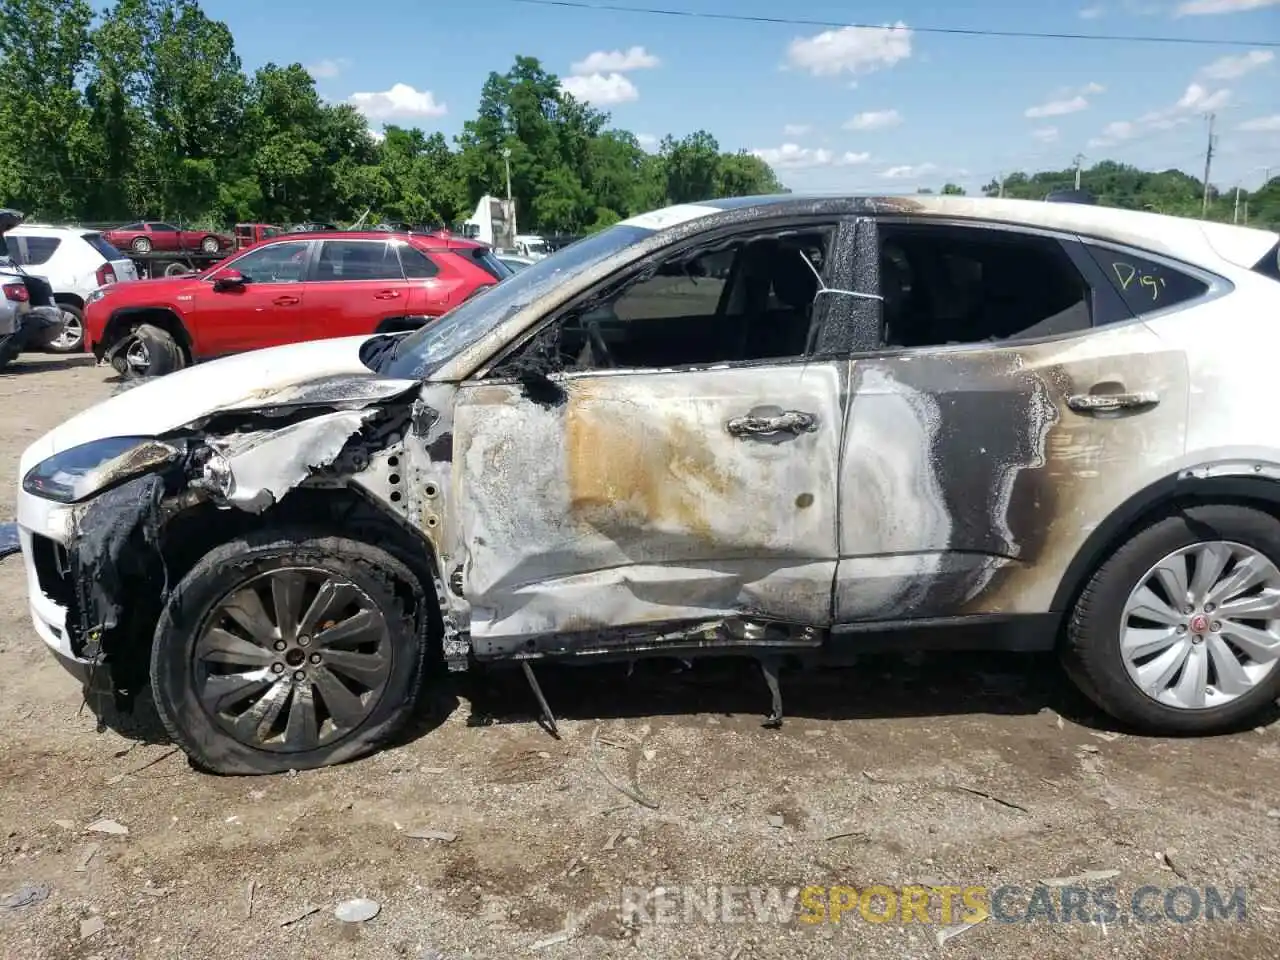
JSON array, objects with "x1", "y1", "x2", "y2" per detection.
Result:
[{"x1": 2, "y1": 354, "x2": 1279, "y2": 960}]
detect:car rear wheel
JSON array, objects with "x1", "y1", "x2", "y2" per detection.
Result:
[
  {"x1": 131, "y1": 236, "x2": 152, "y2": 255},
  {"x1": 200, "y1": 236, "x2": 220, "y2": 254},
  {"x1": 46, "y1": 303, "x2": 84, "y2": 353},
  {"x1": 150, "y1": 532, "x2": 431, "y2": 775},
  {"x1": 115, "y1": 323, "x2": 184, "y2": 379},
  {"x1": 1064, "y1": 504, "x2": 1280, "y2": 734}
]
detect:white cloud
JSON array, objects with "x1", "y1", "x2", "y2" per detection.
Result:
[
  {"x1": 1025, "y1": 82, "x2": 1105, "y2": 118},
  {"x1": 786, "y1": 22, "x2": 913, "y2": 77},
  {"x1": 1032, "y1": 126, "x2": 1060, "y2": 143},
  {"x1": 783, "y1": 123, "x2": 812, "y2": 136},
  {"x1": 1177, "y1": 81, "x2": 1231, "y2": 111},
  {"x1": 560, "y1": 72, "x2": 639, "y2": 105},
  {"x1": 880, "y1": 163, "x2": 937, "y2": 179},
  {"x1": 1088, "y1": 120, "x2": 1138, "y2": 146},
  {"x1": 750, "y1": 144, "x2": 870, "y2": 170},
  {"x1": 348, "y1": 83, "x2": 447, "y2": 120},
  {"x1": 368, "y1": 127, "x2": 386, "y2": 143},
  {"x1": 1079, "y1": 4, "x2": 1105, "y2": 16},
  {"x1": 1200, "y1": 50, "x2": 1274, "y2": 79},
  {"x1": 1026, "y1": 95, "x2": 1089, "y2": 118},
  {"x1": 570, "y1": 46, "x2": 660, "y2": 75},
  {"x1": 307, "y1": 57, "x2": 350, "y2": 79},
  {"x1": 844, "y1": 109, "x2": 902, "y2": 130},
  {"x1": 636, "y1": 133, "x2": 659, "y2": 151},
  {"x1": 1176, "y1": 0, "x2": 1280, "y2": 14},
  {"x1": 1240, "y1": 113, "x2": 1280, "y2": 131}
]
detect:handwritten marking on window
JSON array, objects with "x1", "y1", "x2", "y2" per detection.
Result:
[{"x1": 1112, "y1": 261, "x2": 1166, "y2": 302}]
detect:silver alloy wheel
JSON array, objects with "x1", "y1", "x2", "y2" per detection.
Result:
[
  {"x1": 1120, "y1": 540, "x2": 1280, "y2": 709},
  {"x1": 123, "y1": 339, "x2": 151, "y2": 375},
  {"x1": 51, "y1": 310, "x2": 82, "y2": 350},
  {"x1": 194, "y1": 568, "x2": 393, "y2": 752}
]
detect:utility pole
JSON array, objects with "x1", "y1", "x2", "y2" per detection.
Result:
[
  {"x1": 501, "y1": 146, "x2": 517, "y2": 243},
  {"x1": 1073, "y1": 153, "x2": 1085, "y2": 191},
  {"x1": 997, "y1": 173, "x2": 1005, "y2": 198},
  {"x1": 1233, "y1": 185, "x2": 1241, "y2": 224},
  {"x1": 1201, "y1": 113, "x2": 1216, "y2": 218}
]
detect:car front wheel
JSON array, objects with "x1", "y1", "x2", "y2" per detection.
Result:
[
  {"x1": 200, "y1": 236, "x2": 220, "y2": 254},
  {"x1": 1064, "y1": 504, "x2": 1280, "y2": 734},
  {"x1": 151, "y1": 532, "x2": 431, "y2": 775},
  {"x1": 131, "y1": 236, "x2": 151, "y2": 255}
]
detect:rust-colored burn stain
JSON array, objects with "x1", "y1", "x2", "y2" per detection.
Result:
[{"x1": 565, "y1": 384, "x2": 739, "y2": 543}]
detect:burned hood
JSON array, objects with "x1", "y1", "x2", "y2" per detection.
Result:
[{"x1": 35, "y1": 335, "x2": 419, "y2": 456}]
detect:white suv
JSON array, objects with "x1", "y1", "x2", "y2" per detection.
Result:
[{"x1": 3, "y1": 225, "x2": 138, "y2": 353}]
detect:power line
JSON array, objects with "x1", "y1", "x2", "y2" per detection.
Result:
[{"x1": 501, "y1": 0, "x2": 1280, "y2": 48}]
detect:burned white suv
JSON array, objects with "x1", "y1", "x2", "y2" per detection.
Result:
[{"x1": 16, "y1": 195, "x2": 1280, "y2": 775}]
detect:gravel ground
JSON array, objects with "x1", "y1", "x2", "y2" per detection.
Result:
[{"x1": 1, "y1": 354, "x2": 1279, "y2": 960}]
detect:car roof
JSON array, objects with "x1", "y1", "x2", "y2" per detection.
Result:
[
  {"x1": 258, "y1": 230, "x2": 490, "y2": 251},
  {"x1": 624, "y1": 193, "x2": 1278, "y2": 273}
]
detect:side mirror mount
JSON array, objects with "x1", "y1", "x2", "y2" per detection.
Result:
[{"x1": 213, "y1": 269, "x2": 245, "y2": 292}]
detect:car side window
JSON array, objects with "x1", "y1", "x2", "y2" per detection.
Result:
[
  {"x1": 878, "y1": 224, "x2": 1092, "y2": 348},
  {"x1": 490, "y1": 226, "x2": 834, "y2": 375},
  {"x1": 153, "y1": 223, "x2": 178, "y2": 232},
  {"x1": 398, "y1": 245, "x2": 440, "y2": 279},
  {"x1": 314, "y1": 240, "x2": 404, "y2": 281},
  {"x1": 226, "y1": 243, "x2": 309, "y2": 283},
  {"x1": 19, "y1": 237, "x2": 61, "y2": 266},
  {"x1": 1083, "y1": 244, "x2": 1209, "y2": 318}
]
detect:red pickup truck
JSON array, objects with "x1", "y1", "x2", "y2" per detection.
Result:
[{"x1": 84, "y1": 231, "x2": 511, "y2": 377}]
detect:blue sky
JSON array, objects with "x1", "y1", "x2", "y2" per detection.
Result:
[{"x1": 205, "y1": 0, "x2": 1278, "y2": 194}]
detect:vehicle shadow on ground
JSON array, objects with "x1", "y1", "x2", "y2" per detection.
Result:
[
  {"x1": 84, "y1": 651, "x2": 1273, "y2": 771},
  {"x1": 444, "y1": 652, "x2": 1123, "y2": 737},
  {"x1": 5, "y1": 355, "x2": 97, "y2": 374}
]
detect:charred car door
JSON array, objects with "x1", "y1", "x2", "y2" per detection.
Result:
[
  {"x1": 451, "y1": 219, "x2": 864, "y2": 658},
  {"x1": 834, "y1": 218, "x2": 1190, "y2": 630}
]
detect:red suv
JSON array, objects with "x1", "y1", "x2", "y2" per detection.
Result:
[{"x1": 84, "y1": 231, "x2": 511, "y2": 377}]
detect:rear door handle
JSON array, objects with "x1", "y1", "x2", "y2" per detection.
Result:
[
  {"x1": 1066, "y1": 391, "x2": 1159, "y2": 414},
  {"x1": 272, "y1": 295, "x2": 300, "y2": 306},
  {"x1": 727, "y1": 409, "x2": 818, "y2": 438},
  {"x1": 374, "y1": 290, "x2": 401, "y2": 300}
]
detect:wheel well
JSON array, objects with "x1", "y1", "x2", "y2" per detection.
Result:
[
  {"x1": 53, "y1": 293, "x2": 84, "y2": 310},
  {"x1": 1050, "y1": 474, "x2": 1280, "y2": 621},
  {"x1": 104, "y1": 307, "x2": 193, "y2": 361},
  {"x1": 375, "y1": 316, "x2": 429, "y2": 334},
  {"x1": 102, "y1": 486, "x2": 446, "y2": 701}
]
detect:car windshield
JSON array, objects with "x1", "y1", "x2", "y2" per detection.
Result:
[{"x1": 376, "y1": 224, "x2": 652, "y2": 379}]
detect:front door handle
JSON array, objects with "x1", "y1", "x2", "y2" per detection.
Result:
[
  {"x1": 272, "y1": 295, "x2": 300, "y2": 306},
  {"x1": 1066, "y1": 391, "x2": 1159, "y2": 414},
  {"x1": 727, "y1": 409, "x2": 818, "y2": 438},
  {"x1": 374, "y1": 290, "x2": 401, "y2": 300}
]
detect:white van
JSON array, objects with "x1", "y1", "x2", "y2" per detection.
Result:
[{"x1": 3, "y1": 225, "x2": 138, "y2": 352}]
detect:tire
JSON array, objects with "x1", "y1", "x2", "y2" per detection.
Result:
[
  {"x1": 164, "y1": 261, "x2": 192, "y2": 277},
  {"x1": 150, "y1": 531, "x2": 431, "y2": 775},
  {"x1": 46, "y1": 303, "x2": 84, "y2": 354},
  {"x1": 120, "y1": 323, "x2": 184, "y2": 379},
  {"x1": 132, "y1": 236, "x2": 152, "y2": 255},
  {"x1": 1063, "y1": 504, "x2": 1280, "y2": 735},
  {"x1": 200, "y1": 236, "x2": 220, "y2": 254},
  {"x1": 0, "y1": 333, "x2": 20, "y2": 369}
]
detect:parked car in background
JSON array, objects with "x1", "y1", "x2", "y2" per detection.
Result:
[
  {"x1": 495, "y1": 252, "x2": 536, "y2": 272},
  {"x1": 233, "y1": 223, "x2": 287, "y2": 250},
  {"x1": 16, "y1": 194, "x2": 1280, "y2": 775},
  {"x1": 103, "y1": 221, "x2": 231, "y2": 256},
  {"x1": 84, "y1": 230, "x2": 512, "y2": 378},
  {"x1": 3, "y1": 223, "x2": 138, "y2": 352},
  {"x1": 289, "y1": 221, "x2": 340, "y2": 233},
  {"x1": 0, "y1": 210, "x2": 67, "y2": 367}
]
